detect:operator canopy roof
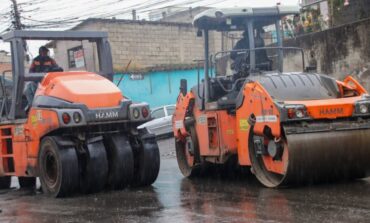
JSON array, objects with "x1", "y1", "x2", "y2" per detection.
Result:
[
  {"x1": 193, "y1": 6, "x2": 300, "y2": 31},
  {"x1": 0, "y1": 30, "x2": 108, "y2": 42}
]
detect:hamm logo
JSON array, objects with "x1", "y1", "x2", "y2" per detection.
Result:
[
  {"x1": 95, "y1": 111, "x2": 119, "y2": 119},
  {"x1": 319, "y1": 107, "x2": 344, "y2": 115}
]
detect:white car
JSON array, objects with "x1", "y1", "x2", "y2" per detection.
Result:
[{"x1": 138, "y1": 105, "x2": 175, "y2": 137}]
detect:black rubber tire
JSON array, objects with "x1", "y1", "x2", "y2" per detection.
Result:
[
  {"x1": 132, "y1": 134, "x2": 160, "y2": 187},
  {"x1": 80, "y1": 140, "x2": 108, "y2": 194},
  {"x1": 38, "y1": 137, "x2": 79, "y2": 197},
  {"x1": 0, "y1": 176, "x2": 11, "y2": 189},
  {"x1": 176, "y1": 126, "x2": 201, "y2": 178},
  {"x1": 104, "y1": 134, "x2": 134, "y2": 190},
  {"x1": 18, "y1": 177, "x2": 36, "y2": 189}
]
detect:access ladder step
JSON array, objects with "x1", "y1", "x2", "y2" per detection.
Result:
[
  {"x1": 0, "y1": 154, "x2": 14, "y2": 158},
  {"x1": 0, "y1": 136, "x2": 12, "y2": 139},
  {"x1": 3, "y1": 172, "x2": 15, "y2": 176}
]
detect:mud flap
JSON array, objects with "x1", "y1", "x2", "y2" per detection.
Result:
[
  {"x1": 0, "y1": 176, "x2": 11, "y2": 189},
  {"x1": 18, "y1": 177, "x2": 36, "y2": 189}
]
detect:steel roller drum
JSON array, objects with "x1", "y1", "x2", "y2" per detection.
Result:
[{"x1": 252, "y1": 127, "x2": 370, "y2": 187}]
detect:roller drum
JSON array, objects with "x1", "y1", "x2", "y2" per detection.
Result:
[
  {"x1": 251, "y1": 128, "x2": 370, "y2": 187},
  {"x1": 284, "y1": 129, "x2": 370, "y2": 185}
]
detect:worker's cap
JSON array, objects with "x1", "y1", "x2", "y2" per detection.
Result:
[{"x1": 39, "y1": 46, "x2": 49, "y2": 53}]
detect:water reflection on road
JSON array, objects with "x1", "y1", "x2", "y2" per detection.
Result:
[
  {"x1": 154, "y1": 159, "x2": 370, "y2": 223},
  {"x1": 1, "y1": 151, "x2": 370, "y2": 222}
]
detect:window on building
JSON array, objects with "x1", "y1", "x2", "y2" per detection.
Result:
[{"x1": 67, "y1": 46, "x2": 85, "y2": 68}]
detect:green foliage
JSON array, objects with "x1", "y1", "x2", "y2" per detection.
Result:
[{"x1": 330, "y1": 0, "x2": 344, "y2": 17}]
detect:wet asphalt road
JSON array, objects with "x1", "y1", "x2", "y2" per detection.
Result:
[{"x1": 1, "y1": 138, "x2": 370, "y2": 223}]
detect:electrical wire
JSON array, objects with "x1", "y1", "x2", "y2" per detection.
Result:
[{"x1": 1, "y1": 0, "x2": 230, "y2": 31}]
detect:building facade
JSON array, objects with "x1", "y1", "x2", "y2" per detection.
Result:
[
  {"x1": 51, "y1": 18, "x2": 223, "y2": 73},
  {"x1": 284, "y1": 17, "x2": 370, "y2": 89},
  {"x1": 299, "y1": 0, "x2": 370, "y2": 31},
  {"x1": 0, "y1": 51, "x2": 12, "y2": 76}
]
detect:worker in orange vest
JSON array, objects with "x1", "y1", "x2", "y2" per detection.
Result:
[{"x1": 29, "y1": 46, "x2": 60, "y2": 72}]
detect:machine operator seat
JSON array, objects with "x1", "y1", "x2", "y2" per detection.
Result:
[
  {"x1": 191, "y1": 77, "x2": 246, "y2": 111},
  {"x1": 22, "y1": 67, "x2": 63, "y2": 112},
  {"x1": 0, "y1": 76, "x2": 14, "y2": 116},
  {"x1": 216, "y1": 90, "x2": 238, "y2": 109},
  {"x1": 23, "y1": 81, "x2": 38, "y2": 112},
  {"x1": 0, "y1": 76, "x2": 41, "y2": 117}
]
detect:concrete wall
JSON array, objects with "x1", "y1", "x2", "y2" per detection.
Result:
[
  {"x1": 53, "y1": 40, "x2": 98, "y2": 72},
  {"x1": 331, "y1": 0, "x2": 370, "y2": 27},
  {"x1": 52, "y1": 19, "x2": 223, "y2": 73},
  {"x1": 0, "y1": 51, "x2": 12, "y2": 76},
  {"x1": 284, "y1": 17, "x2": 370, "y2": 88},
  {"x1": 0, "y1": 51, "x2": 11, "y2": 63}
]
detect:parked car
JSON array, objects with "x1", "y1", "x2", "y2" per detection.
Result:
[{"x1": 138, "y1": 104, "x2": 175, "y2": 137}]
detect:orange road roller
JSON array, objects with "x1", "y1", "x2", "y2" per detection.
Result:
[
  {"x1": 173, "y1": 6, "x2": 370, "y2": 187},
  {"x1": 0, "y1": 31, "x2": 159, "y2": 197}
]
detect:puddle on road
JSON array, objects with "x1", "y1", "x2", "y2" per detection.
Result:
[{"x1": 1, "y1": 158, "x2": 370, "y2": 222}]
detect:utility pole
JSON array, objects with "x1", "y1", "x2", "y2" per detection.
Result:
[
  {"x1": 10, "y1": 0, "x2": 29, "y2": 62},
  {"x1": 132, "y1": 10, "x2": 137, "y2": 20},
  {"x1": 10, "y1": 0, "x2": 23, "y2": 30}
]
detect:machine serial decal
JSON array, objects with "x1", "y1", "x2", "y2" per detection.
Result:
[
  {"x1": 95, "y1": 111, "x2": 119, "y2": 119},
  {"x1": 174, "y1": 120, "x2": 184, "y2": 129},
  {"x1": 262, "y1": 108, "x2": 273, "y2": 115},
  {"x1": 14, "y1": 125, "x2": 24, "y2": 136},
  {"x1": 256, "y1": 115, "x2": 278, "y2": 123},
  {"x1": 197, "y1": 115, "x2": 207, "y2": 125},
  {"x1": 226, "y1": 129, "x2": 234, "y2": 135},
  {"x1": 40, "y1": 117, "x2": 53, "y2": 125},
  {"x1": 36, "y1": 110, "x2": 43, "y2": 120},
  {"x1": 251, "y1": 94, "x2": 263, "y2": 100},
  {"x1": 239, "y1": 119, "x2": 249, "y2": 131},
  {"x1": 319, "y1": 107, "x2": 344, "y2": 115}
]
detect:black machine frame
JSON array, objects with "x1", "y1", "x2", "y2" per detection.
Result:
[
  {"x1": 193, "y1": 7, "x2": 303, "y2": 107},
  {"x1": 0, "y1": 30, "x2": 114, "y2": 121}
]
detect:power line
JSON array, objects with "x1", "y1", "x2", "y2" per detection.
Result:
[
  {"x1": 21, "y1": 16, "x2": 80, "y2": 24},
  {"x1": 0, "y1": 0, "x2": 227, "y2": 31},
  {"x1": 10, "y1": 0, "x2": 24, "y2": 30}
]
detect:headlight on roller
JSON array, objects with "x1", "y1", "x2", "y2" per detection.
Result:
[
  {"x1": 359, "y1": 104, "x2": 369, "y2": 114},
  {"x1": 354, "y1": 101, "x2": 370, "y2": 116},
  {"x1": 286, "y1": 105, "x2": 309, "y2": 120},
  {"x1": 295, "y1": 109, "x2": 305, "y2": 118},
  {"x1": 129, "y1": 103, "x2": 150, "y2": 121},
  {"x1": 133, "y1": 108, "x2": 140, "y2": 119},
  {"x1": 73, "y1": 112, "x2": 82, "y2": 123}
]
